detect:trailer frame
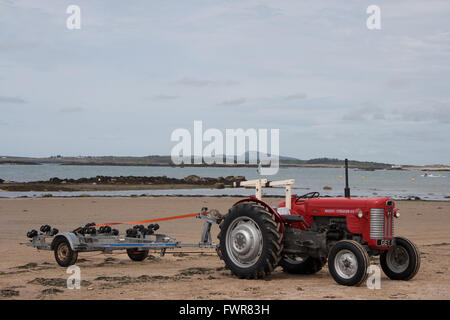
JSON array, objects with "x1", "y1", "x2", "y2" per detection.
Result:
[{"x1": 25, "y1": 208, "x2": 221, "y2": 266}]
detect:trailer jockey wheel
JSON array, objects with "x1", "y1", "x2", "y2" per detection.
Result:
[
  {"x1": 217, "y1": 202, "x2": 283, "y2": 279},
  {"x1": 126, "y1": 249, "x2": 149, "y2": 261},
  {"x1": 380, "y1": 237, "x2": 420, "y2": 281},
  {"x1": 279, "y1": 255, "x2": 326, "y2": 274},
  {"x1": 328, "y1": 240, "x2": 369, "y2": 286},
  {"x1": 53, "y1": 237, "x2": 78, "y2": 267}
]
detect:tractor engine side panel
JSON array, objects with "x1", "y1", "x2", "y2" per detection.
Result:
[{"x1": 346, "y1": 214, "x2": 364, "y2": 234}]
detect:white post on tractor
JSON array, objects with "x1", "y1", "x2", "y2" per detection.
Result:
[
  {"x1": 235, "y1": 179, "x2": 267, "y2": 199},
  {"x1": 233, "y1": 179, "x2": 295, "y2": 209}
]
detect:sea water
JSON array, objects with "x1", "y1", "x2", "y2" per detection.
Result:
[{"x1": 0, "y1": 164, "x2": 449, "y2": 200}]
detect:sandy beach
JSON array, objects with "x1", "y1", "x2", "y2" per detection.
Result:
[{"x1": 0, "y1": 196, "x2": 449, "y2": 300}]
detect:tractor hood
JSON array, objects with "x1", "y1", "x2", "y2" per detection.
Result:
[{"x1": 305, "y1": 197, "x2": 393, "y2": 213}]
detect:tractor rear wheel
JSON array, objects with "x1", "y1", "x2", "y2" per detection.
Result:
[
  {"x1": 217, "y1": 202, "x2": 283, "y2": 279},
  {"x1": 380, "y1": 237, "x2": 420, "y2": 280},
  {"x1": 126, "y1": 249, "x2": 149, "y2": 261},
  {"x1": 279, "y1": 255, "x2": 326, "y2": 274},
  {"x1": 328, "y1": 240, "x2": 369, "y2": 286}
]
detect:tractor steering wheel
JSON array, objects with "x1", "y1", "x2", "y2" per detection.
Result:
[{"x1": 297, "y1": 191, "x2": 320, "y2": 200}]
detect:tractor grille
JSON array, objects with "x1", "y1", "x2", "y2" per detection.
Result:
[
  {"x1": 391, "y1": 217, "x2": 394, "y2": 236},
  {"x1": 370, "y1": 208, "x2": 394, "y2": 239},
  {"x1": 370, "y1": 208, "x2": 385, "y2": 239}
]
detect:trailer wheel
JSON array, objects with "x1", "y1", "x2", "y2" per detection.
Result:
[
  {"x1": 328, "y1": 240, "x2": 369, "y2": 286},
  {"x1": 279, "y1": 255, "x2": 326, "y2": 274},
  {"x1": 126, "y1": 249, "x2": 149, "y2": 261},
  {"x1": 217, "y1": 202, "x2": 283, "y2": 279},
  {"x1": 53, "y1": 237, "x2": 78, "y2": 267},
  {"x1": 380, "y1": 237, "x2": 420, "y2": 280}
]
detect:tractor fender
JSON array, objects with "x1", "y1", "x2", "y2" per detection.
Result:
[
  {"x1": 232, "y1": 196, "x2": 286, "y2": 231},
  {"x1": 50, "y1": 232, "x2": 80, "y2": 250}
]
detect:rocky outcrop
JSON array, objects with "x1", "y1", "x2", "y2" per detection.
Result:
[
  {"x1": 214, "y1": 183, "x2": 225, "y2": 189},
  {"x1": 42, "y1": 175, "x2": 246, "y2": 186}
]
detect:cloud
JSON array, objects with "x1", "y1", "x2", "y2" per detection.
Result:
[
  {"x1": 153, "y1": 94, "x2": 180, "y2": 100},
  {"x1": 392, "y1": 100, "x2": 450, "y2": 123},
  {"x1": 342, "y1": 112, "x2": 364, "y2": 121},
  {"x1": 284, "y1": 93, "x2": 307, "y2": 100},
  {"x1": 342, "y1": 103, "x2": 385, "y2": 121},
  {"x1": 0, "y1": 41, "x2": 39, "y2": 52},
  {"x1": 342, "y1": 100, "x2": 450, "y2": 124},
  {"x1": 0, "y1": 96, "x2": 27, "y2": 104},
  {"x1": 217, "y1": 98, "x2": 247, "y2": 106},
  {"x1": 59, "y1": 107, "x2": 84, "y2": 113},
  {"x1": 386, "y1": 78, "x2": 410, "y2": 90},
  {"x1": 175, "y1": 77, "x2": 238, "y2": 87},
  {"x1": 242, "y1": 4, "x2": 283, "y2": 18}
]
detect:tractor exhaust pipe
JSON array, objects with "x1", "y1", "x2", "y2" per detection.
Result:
[{"x1": 344, "y1": 158, "x2": 351, "y2": 198}]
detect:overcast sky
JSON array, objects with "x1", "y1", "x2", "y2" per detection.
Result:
[{"x1": 1, "y1": 0, "x2": 449, "y2": 165}]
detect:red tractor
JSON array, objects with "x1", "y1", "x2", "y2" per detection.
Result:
[{"x1": 217, "y1": 160, "x2": 420, "y2": 286}]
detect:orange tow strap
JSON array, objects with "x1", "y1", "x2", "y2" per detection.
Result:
[{"x1": 93, "y1": 212, "x2": 208, "y2": 228}]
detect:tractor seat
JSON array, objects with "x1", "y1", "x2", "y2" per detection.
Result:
[{"x1": 276, "y1": 207, "x2": 305, "y2": 223}]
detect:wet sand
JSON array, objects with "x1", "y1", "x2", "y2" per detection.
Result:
[{"x1": 0, "y1": 197, "x2": 449, "y2": 300}]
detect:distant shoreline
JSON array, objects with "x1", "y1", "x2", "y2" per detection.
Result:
[
  {"x1": 0, "y1": 193, "x2": 448, "y2": 201},
  {"x1": 0, "y1": 156, "x2": 398, "y2": 170},
  {"x1": 1, "y1": 160, "x2": 449, "y2": 171},
  {"x1": 0, "y1": 160, "x2": 382, "y2": 169}
]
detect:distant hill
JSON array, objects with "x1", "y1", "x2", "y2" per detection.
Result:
[{"x1": 0, "y1": 155, "x2": 394, "y2": 169}]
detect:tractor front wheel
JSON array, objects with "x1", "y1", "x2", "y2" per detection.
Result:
[
  {"x1": 380, "y1": 237, "x2": 420, "y2": 280},
  {"x1": 279, "y1": 255, "x2": 326, "y2": 274},
  {"x1": 328, "y1": 240, "x2": 369, "y2": 286},
  {"x1": 217, "y1": 202, "x2": 283, "y2": 279}
]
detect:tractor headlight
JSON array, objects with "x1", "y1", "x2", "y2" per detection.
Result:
[
  {"x1": 394, "y1": 209, "x2": 400, "y2": 218},
  {"x1": 357, "y1": 210, "x2": 363, "y2": 218}
]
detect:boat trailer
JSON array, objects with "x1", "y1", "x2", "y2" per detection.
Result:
[
  {"x1": 24, "y1": 179, "x2": 295, "y2": 267},
  {"x1": 24, "y1": 207, "x2": 223, "y2": 267}
]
